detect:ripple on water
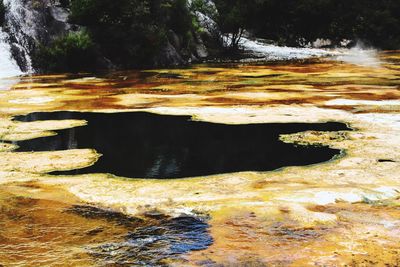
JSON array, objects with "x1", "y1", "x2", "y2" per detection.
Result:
[
  {"x1": 68, "y1": 205, "x2": 213, "y2": 266},
  {"x1": 89, "y1": 217, "x2": 212, "y2": 266},
  {"x1": 0, "y1": 190, "x2": 212, "y2": 266}
]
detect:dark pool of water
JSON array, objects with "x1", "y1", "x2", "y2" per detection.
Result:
[{"x1": 14, "y1": 112, "x2": 350, "y2": 178}]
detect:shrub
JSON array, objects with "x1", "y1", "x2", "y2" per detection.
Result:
[
  {"x1": 214, "y1": 0, "x2": 400, "y2": 49},
  {"x1": 69, "y1": 0, "x2": 164, "y2": 67},
  {"x1": 68, "y1": 0, "x2": 201, "y2": 68},
  {"x1": 34, "y1": 0, "x2": 207, "y2": 71},
  {"x1": 213, "y1": 0, "x2": 255, "y2": 50},
  {"x1": 33, "y1": 30, "x2": 97, "y2": 72}
]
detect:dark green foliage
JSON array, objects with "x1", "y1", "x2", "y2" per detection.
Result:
[
  {"x1": 190, "y1": 0, "x2": 217, "y2": 18},
  {"x1": 33, "y1": 30, "x2": 97, "y2": 72},
  {"x1": 152, "y1": 0, "x2": 197, "y2": 50},
  {"x1": 33, "y1": 0, "x2": 203, "y2": 72},
  {"x1": 69, "y1": 0, "x2": 157, "y2": 67},
  {"x1": 59, "y1": 0, "x2": 71, "y2": 8},
  {"x1": 31, "y1": 0, "x2": 400, "y2": 73},
  {"x1": 213, "y1": 0, "x2": 252, "y2": 49},
  {"x1": 0, "y1": 0, "x2": 6, "y2": 26},
  {"x1": 67, "y1": 0, "x2": 198, "y2": 68},
  {"x1": 161, "y1": 0, "x2": 193, "y2": 36},
  {"x1": 214, "y1": 0, "x2": 400, "y2": 49}
]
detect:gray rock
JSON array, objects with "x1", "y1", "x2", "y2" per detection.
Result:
[
  {"x1": 153, "y1": 41, "x2": 185, "y2": 67},
  {"x1": 2, "y1": 0, "x2": 75, "y2": 71},
  {"x1": 168, "y1": 30, "x2": 181, "y2": 52},
  {"x1": 195, "y1": 43, "x2": 208, "y2": 58},
  {"x1": 193, "y1": 33, "x2": 208, "y2": 58},
  {"x1": 48, "y1": 6, "x2": 69, "y2": 23}
]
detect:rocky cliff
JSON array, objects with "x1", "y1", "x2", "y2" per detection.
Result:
[{"x1": 1, "y1": 0, "x2": 214, "y2": 73}]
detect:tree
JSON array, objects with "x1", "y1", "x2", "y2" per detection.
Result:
[
  {"x1": 33, "y1": 30, "x2": 97, "y2": 72},
  {"x1": 213, "y1": 0, "x2": 255, "y2": 50},
  {"x1": 67, "y1": 0, "x2": 201, "y2": 68},
  {"x1": 220, "y1": 0, "x2": 400, "y2": 49},
  {"x1": 69, "y1": 0, "x2": 160, "y2": 67}
]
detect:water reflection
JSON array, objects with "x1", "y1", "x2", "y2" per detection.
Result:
[{"x1": 15, "y1": 112, "x2": 349, "y2": 178}]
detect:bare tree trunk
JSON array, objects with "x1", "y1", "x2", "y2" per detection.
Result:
[{"x1": 230, "y1": 28, "x2": 244, "y2": 50}]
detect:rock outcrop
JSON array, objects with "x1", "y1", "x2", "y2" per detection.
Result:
[
  {"x1": 1, "y1": 0, "x2": 75, "y2": 72},
  {"x1": 2, "y1": 0, "x2": 215, "y2": 72}
]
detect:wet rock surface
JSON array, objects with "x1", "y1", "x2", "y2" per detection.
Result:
[
  {"x1": 69, "y1": 205, "x2": 212, "y2": 266},
  {"x1": 1, "y1": 0, "x2": 74, "y2": 72},
  {"x1": 0, "y1": 183, "x2": 212, "y2": 266}
]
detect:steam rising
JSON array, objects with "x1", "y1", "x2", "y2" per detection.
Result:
[
  {"x1": 334, "y1": 43, "x2": 382, "y2": 68},
  {"x1": 239, "y1": 37, "x2": 331, "y2": 60},
  {"x1": 239, "y1": 37, "x2": 383, "y2": 68}
]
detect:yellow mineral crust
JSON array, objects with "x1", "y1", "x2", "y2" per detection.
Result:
[
  {"x1": 0, "y1": 149, "x2": 100, "y2": 173},
  {"x1": 0, "y1": 55, "x2": 399, "y2": 266},
  {"x1": 0, "y1": 142, "x2": 17, "y2": 152},
  {"x1": 0, "y1": 117, "x2": 87, "y2": 141},
  {"x1": 0, "y1": 182, "x2": 140, "y2": 267}
]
